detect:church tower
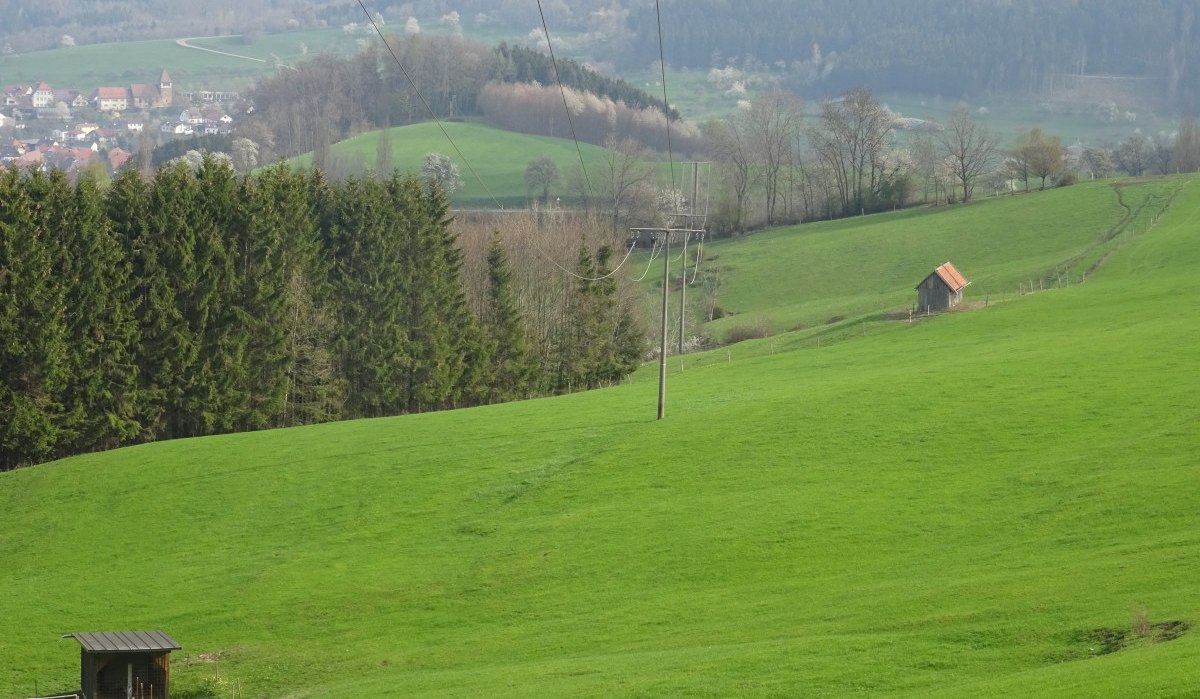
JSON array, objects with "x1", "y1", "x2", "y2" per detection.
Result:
[{"x1": 157, "y1": 69, "x2": 173, "y2": 107}]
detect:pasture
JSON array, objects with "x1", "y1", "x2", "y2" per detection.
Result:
[
  {"x1": 287, "y1": 120, "x2": 620, "y2": 208},
  {"x1": 1, "y1": 177, "x2": 1197, "y2": 698},
  {"x1": 639, "y1": 178, "x2": 1184, "y2": 347}
]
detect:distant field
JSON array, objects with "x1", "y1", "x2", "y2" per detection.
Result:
[
  {"x1": 876, "y1": 92, "x2": 1177, "y2": 147},
  {"x1": 0, "y1": 25, "x2": 462, "y2": 93},
  {"x1": 0, "y1": 36, "x2": 282, "y2": 92},
  {"x1": 287, "y1": 120, "x2": 666, "y2": 208},
  {"x1": 2, "y1": 177, "x2": 1198, "y2": 698}
]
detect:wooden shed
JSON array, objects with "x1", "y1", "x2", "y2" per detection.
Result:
[
  {"x1": 916, "y1": 261, "x2": 969, "y2": 313},
  {"x1": 66, "y1": 631, "x2": 180, "y2": 699}
]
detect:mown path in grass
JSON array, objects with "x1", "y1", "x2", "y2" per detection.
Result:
[
  {"x1": 175, "y1": 36, "x2": 270, "y2": 65},
  {"x1": 1, "y1": 178, "x2": 1197, "y2": 698}
]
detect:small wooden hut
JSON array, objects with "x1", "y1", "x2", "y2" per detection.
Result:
[
  {"x1": 65, "y1": 631, "x2": 180, "y2": 699},
  {"x1": 916, "y1": 261, "x2": 969, "y2": 313}
]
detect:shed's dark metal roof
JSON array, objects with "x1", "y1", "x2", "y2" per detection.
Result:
[{"x1": 65, "y1": 630, "x2": 180, "y2": 653}]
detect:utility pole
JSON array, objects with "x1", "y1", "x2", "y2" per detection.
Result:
[
  {"x1": 658, "y1": 227, "x2": 671, "y2": 420},
  {"x1": 677, "y1": 162, "x2": 707, "y2": 354},
  {"x1": 632, "y1": 163, "x2": 709, "y2": 420}
]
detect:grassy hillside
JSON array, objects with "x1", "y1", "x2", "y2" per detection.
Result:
[
  {"x1": 657, "y1": 179, "x2": 1183, "y2": 344},
  {"x1": 2, "y1": 178, "x2": 1198, "y2": 698},
  {"x1": 289, "y1": 121, "x2": 619, "y2": 208}
]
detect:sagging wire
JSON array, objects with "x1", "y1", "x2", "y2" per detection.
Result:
[
  {"x1": 629, "y1": 237, "x2": 663, "y2": 282},
  {"x1": 355, "y1": 0, "x2": 504, "y2": 208},
  {"x1": 537, "y1": 0, "x2": 594, "y2": 205}
]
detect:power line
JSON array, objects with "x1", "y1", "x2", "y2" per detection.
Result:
[
  {"x1": 655, "y1": 0, "x2": 677, "y2": 191},
  {"x1": 688, "y1": 233, "x2": 705, "y2": 284},
  {"x1": 630, "y1": 237, "x2": 663, "y2": 282},
  {"x1": 355, "y1": 0, "x2": 504, "y2": 208},
  {"x1": 537, "y1": 0, "x2": 594, "y2": 204},
  {"x1": 359, "y1": 0, "x2": 635, "y2": 283},
  {"x1": 525, "y1": 6, "x2": 641, "y2": 283},
  {"x1": 529, "y1": 227, "x2": 639, "y2": 282}
]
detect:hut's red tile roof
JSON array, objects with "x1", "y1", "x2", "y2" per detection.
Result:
[{"x1": 933, "y1": 261, "x2": 968, "y2": 291}]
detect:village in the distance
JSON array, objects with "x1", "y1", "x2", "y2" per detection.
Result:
[{"x1": 0, "y1": 70, "x2": 239, "y2": 174}]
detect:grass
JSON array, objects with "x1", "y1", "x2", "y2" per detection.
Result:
[
  {"x1": 639, "y1": 178, "x2": 1185, "y2": 345},
  {"x1": 1, "y1": 179, "x2": 1198, "y2": 698},
  {"x1": 286, "y1": 120, "x2": 670, "y2": 208}
]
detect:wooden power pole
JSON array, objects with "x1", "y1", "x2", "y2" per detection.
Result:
[{"x1": 632, "y1": 162, "x2": 709, "y2": 420}]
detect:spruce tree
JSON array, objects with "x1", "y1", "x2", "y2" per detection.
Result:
[
  {"x1": 143, "y1": 161, "x2": 203, "y2": 439},
  {"x1": 236, "y1": 165, "x2": 309, "y2": 428},
  {"x1": 483, "y1": 231, "x2": 534, "y2": 402},
  {"x1": 106, "y1": 168, "x2": 171, "y2": 441},
  {"x1": 0, "y1": 170, "x2": 70, "y2": 468},
  {"x1": 58, "y1": 171, "x2": 141, "y2": 455},
  {"x1": 422, "y1": 180, "x2": 487, "y2": 408},
  {"x1": 189, "y1": 155, "x2": 246, "y2": 434},
  {"x1": 592, "y1": 245, "x2": 645, "y2": 384},
  {"x1": 395, "y1": 176, "x2": 459, "y2": 412},
  {"x1": 325, "y1": 175, "x2": 408, "y2": 417}
]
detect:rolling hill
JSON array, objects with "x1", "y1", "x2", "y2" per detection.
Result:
[
  {"x1": 657, "y1": 178, "x2": 1183, "y2": 344},
  {"x1": 286, "y1": 120, "x2": 623, "y2": 208},
  {"x1": 1, "y1": 177, "x2": 1197, "y2": 698}
]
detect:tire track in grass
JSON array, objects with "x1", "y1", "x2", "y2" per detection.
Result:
[{"x1": 176, "y1": 36, "x2": 269, "y2": 63}]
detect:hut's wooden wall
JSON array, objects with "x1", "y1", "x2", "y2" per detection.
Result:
[{"x1": 917, "y1": 276, "x2": 960, "y2": 312}]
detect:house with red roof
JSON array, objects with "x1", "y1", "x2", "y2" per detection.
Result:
[
  {"x1": 32, "y1": 82, "x2": 55, "y2": 108},
  {"x1": 94, "y1": 86, "x2": 130, "y2": 112},
  {"x1": 916, "y1": 261, "x2": 970, "y2": 313}
]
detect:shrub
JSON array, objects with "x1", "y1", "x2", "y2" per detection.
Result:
[
  {"x1": 725, "y1": 317, "x2": 770, "y2": 344},
  {"x1": 1057, "y1": 172, "x2": 1079, "y2": 187}
]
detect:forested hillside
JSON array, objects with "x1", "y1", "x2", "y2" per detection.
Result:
[
  {"x1": 354, "y1": 0, "x2": 1200, "y2": 112},
  {"x1": 633, "y1": 1, "x2": 1199, "y2": 111}
]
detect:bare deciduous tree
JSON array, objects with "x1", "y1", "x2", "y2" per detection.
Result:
[
  {"x1": 809, "y1": 87, "x2": 893, "y2": 215},
  {"x1": 582, "y1": 135, "x2": 658, "y2": 231},
  {"x1": 704, "y1": 114, "x2": 760, "y2": 233},
  {"x1": 1114, "y1": 134, "x2": 1150, "y2": 176},
  {"x1": 1171, "y1": 117, "x2": 1200, "y2": 173},
  {"x1": 936, "y1": 107, "x2": 1000, "y2": 202},
  {"x1": 743, "y1": 90, "x2": 804, "y2": 225}
]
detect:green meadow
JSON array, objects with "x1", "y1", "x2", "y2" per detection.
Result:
[
  {"x1": 288, "y1": 121, "x2": 618, "y2": 208},
  {"x1": 657, "y1": 178, "x2": 1184, "y2": 344},
  {"x1": 2, "y1": 177, "x2": 1198, "y2": 698}
]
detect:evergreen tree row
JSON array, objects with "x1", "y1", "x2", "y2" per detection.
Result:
[
  {"x1": 0, "y1": 160, "x2": 645, "y2": 471},
  {"x1": 494, "y1": 43, "x2": 679, "y2": 120}
]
